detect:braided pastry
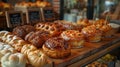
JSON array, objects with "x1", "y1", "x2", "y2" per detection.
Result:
[{"x1": 35, "y1": 22, "x2": 65, "y2": 36}]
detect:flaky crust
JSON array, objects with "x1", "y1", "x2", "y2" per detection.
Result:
[
  {"x1": 61, "y1": 30, "x2": 84, "y2": 41},
  {"x1": 43, "y1": 37, "x2": 71, "y2": 58},
  {"x1": 25, "y1": 31, "x2": 50, "y2": 48},
  {"x1": 12, "y1": 25, "x2": 35, "y2": 39},
  {"x1": 43, "y1": 45, "x2": 71, "y2": 59},
  {"x1": 35, "y1": 22, "x2": 65, "y2": 36},
  {"x1": 61, "y1": 30, "x2": 85, "y2": 48},
  {"x1": 82, "y1": 25, "x2": 102, "y2": 42}
]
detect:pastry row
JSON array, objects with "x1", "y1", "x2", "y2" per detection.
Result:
[{"x1": 0, "y1": 31, "x2": 47, "y2": 67}]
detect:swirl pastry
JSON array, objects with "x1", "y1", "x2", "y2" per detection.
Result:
[
  {"x1": 43, "y1": 37, "x2": 71, "y2": 58},
  {"x1": 61, "y1": 30, "x2": 85, "y2": 48}
]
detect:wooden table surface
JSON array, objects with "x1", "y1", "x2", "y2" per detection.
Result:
[{"x1": 47, "y1": 34, "x2": 120, "y2": 67}]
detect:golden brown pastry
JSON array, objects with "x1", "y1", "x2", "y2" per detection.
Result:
[
  {"x1": 12, "y1": 25, "x2": 35, "y2": 39},
  {"x1": 94, "y1": 19, "x2": 109, "y2": 25},
  {"x1": 100, "y1": 24, "x2": 113, "y2": 37},
  {"x1": 36, "y1": 1, "x2": 51, "y2": 7},
  {"x1": 77, "y1": 19, "x2": 91, "y2": 27},
  {"x1": 61, "y1": 30, "x2": 85, "y2": 48},
  {"x1": 28, "y1": 50, "x2": 47, "y2": 67},
  {"x1": 35, "y1": 22, "x2": 65, "y2": 37},
  {"x1": 25, "y1": 31, "x2": 50, "y2": 48},
  {"x1": 21, "y1": 44, "x2": 37, "y2": 57},
  {"x1": 0, "y1": 31, "x2": 27, "y2": 51},
  {"x1": 81, "y1": 25, "x2": 102, "y2": 42},
  {"x1": 43, "y1": 37, "x2": 71, "y2": 58}
]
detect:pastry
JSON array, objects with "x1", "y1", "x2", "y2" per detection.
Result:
[
  {"x1": 43, "y1": 37, "x2": 71, "y2": 58},
  {"x1": 0, "y1": 31, "x2": 27, "y2": 51},
  {"x1": 81, "y1": 25, "x2": 102, "y2": 42},
  {"x1": 21, "y1": 44, "x2": 37, "y2": 57},
  {"x1": 0, "y1": 42, "x2": 16, "y2": 60},
  {"x1": 99, "y1": 24, "x2": 113, "y2": 37},
  {"x1": 77, "y1": 19, "x2": 91, "y2": 27},
  {"x1": 1, "y1": 53, "x2": 27, "y2": 67},
  {"x1": 35, "y1": 22, "x2": 65, "y2": 37},
  {"x1": 25, "y1": 31, "x2": 50, "y2": 48},
  {"x1": 28, "y1": 50, "x2": 47, "y2": 67},
  {"x1": 12, "y1": 25, "x2": 35, "y2": 39},
  {"x1": 61, "y1": 30, "x2": 85, "y2": 48}
]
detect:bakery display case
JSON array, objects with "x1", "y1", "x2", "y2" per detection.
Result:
[{"x1": 0, "y1": 0, "x2": 120, "y2": 67}]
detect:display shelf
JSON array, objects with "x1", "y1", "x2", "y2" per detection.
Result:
[{"x1": 49, "y1": 34, "x2": 120, "y2": 67}]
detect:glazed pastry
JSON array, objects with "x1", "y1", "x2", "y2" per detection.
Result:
[
  {"x1": 1, "y1": 53, "x2": 27, "y2": 67},
  {"x1": 25, "y1": 31, "x2": 50, "y2": 48},
  {"x1": 28, "y1": 50, "x2": 47, "y2": 67},
  {"x1": 12, "y1": 25, "x2": 35, "y2": 39},
  {"x1": 43, "y1": 37, "x2": 71, "y2": 58},
  {"x1": 81, "y1": 25, "x2": 102, "y2": 42},
  {"x1": 61, "y1": 30, "x2": 85, "y2": 48},
  {"x1": 35, "y1": 22, "x2": 65, "y2": 36}
]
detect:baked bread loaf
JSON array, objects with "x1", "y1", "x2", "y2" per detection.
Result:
[
  {"x1": 1, "y1": 53, "x2": 27, "y2": 67},
  {"x1": 25, "y1": 31, "x2": 50, "y2": 48},
  {"x1": 43, "y1": 37, "x2": 71, "y2": 58},
  {"x1": 28, "y1": 50, "x2": 47, "y2": 67},
  {"x1": 12, "y1": 25, "x2": 35, "y2": 39},
  {"x1": 81, "y1": 25, "x2": 102, "y2": 42},
  {"x1": 61, "y1": 30, "x2": 85, "y2": 48},
  {"x1": 35, "y1": 22, "x2": 65, "y2": 36}
]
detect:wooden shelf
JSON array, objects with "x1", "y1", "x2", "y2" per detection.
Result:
[{"x1": 48, "y1": 34, "x2": 120, "y2": 67}]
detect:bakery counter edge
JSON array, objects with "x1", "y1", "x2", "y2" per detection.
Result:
[{"x1": 51, "y1": 34, "x2": 120, "y2": 67}]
